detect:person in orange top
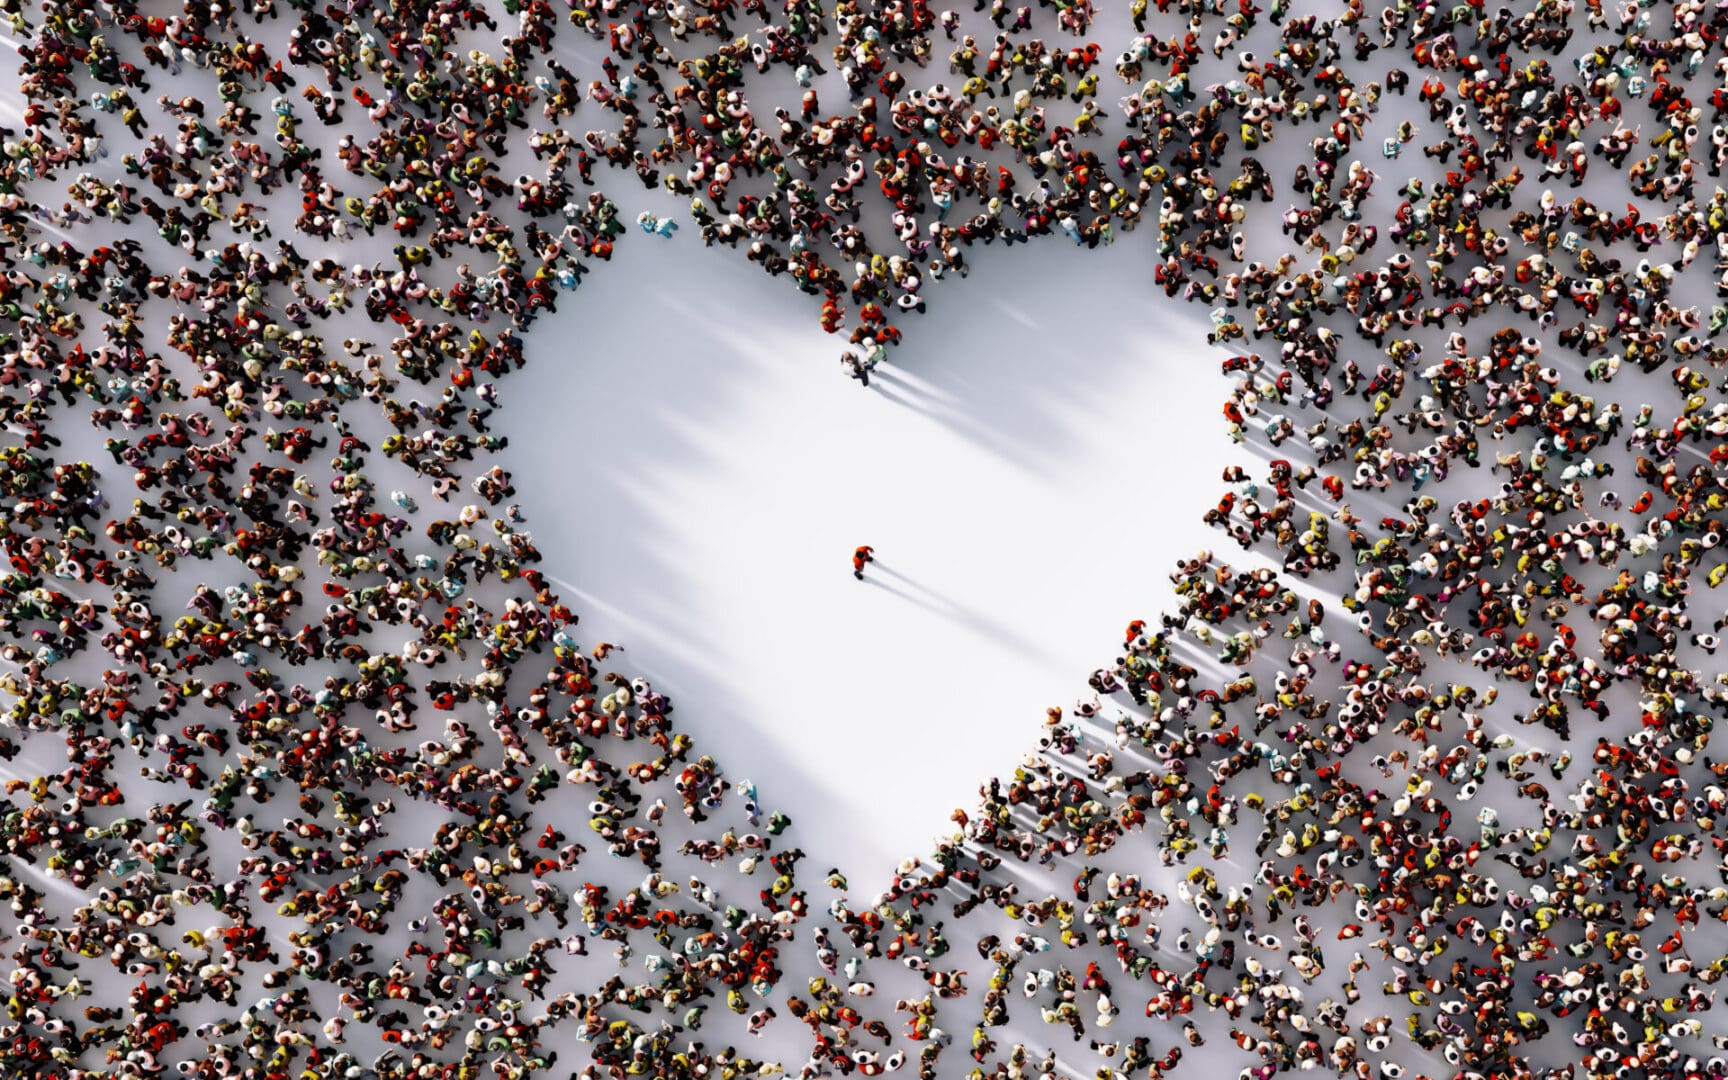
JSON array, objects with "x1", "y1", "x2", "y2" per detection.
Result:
[{"x1": 852, "y1": 545, "x2": 875, "y2": 580}]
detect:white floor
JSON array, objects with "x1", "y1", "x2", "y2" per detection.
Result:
[{"x1": 508, "y1": 232, "x2": 1250, "y2": 883}]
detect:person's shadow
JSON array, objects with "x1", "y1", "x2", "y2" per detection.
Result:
[
  {"x1": 858, "y1": 238, "x2": 1221, "y2": 483},
  {"x1": 865, "y1": 562, "x2": 1043, "y2": 661}
]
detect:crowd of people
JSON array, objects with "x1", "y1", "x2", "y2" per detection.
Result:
[{"x1": 0, "y1": 0, "x2": 1727, "y2": 1078}]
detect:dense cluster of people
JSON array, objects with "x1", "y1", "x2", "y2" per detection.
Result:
[{"x1": 2, "y1": 0, "x2": 1728, "y2": 1077}]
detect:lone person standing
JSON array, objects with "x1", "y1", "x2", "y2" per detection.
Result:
[{"x1": 852, "y1": 545, "x2": 875, "y2": 580}]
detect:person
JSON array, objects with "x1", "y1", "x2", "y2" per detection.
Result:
[
  {"x1": 841, "y1": 350, "x2": 872, "y2": 387},
  {"x1": 853, "y1": 545, "x2": 875, "y2": 580}
]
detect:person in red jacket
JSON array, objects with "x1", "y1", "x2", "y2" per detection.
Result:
[{"x1": 852, "y1": 545, "x2": 875, "y2": 580}]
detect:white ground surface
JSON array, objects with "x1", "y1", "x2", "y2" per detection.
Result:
[{"x1": 507, "y1": 233, "x2": 1249, "y2": 884}]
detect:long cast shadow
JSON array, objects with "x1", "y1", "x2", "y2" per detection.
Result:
[{"x1": 864, "y1": 571, "x2": 1045, "y2": 662}]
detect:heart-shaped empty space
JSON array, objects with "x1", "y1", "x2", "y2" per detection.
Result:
[{"x1": 508, "y1": 232, "x2": 1241, "y2": 886}]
